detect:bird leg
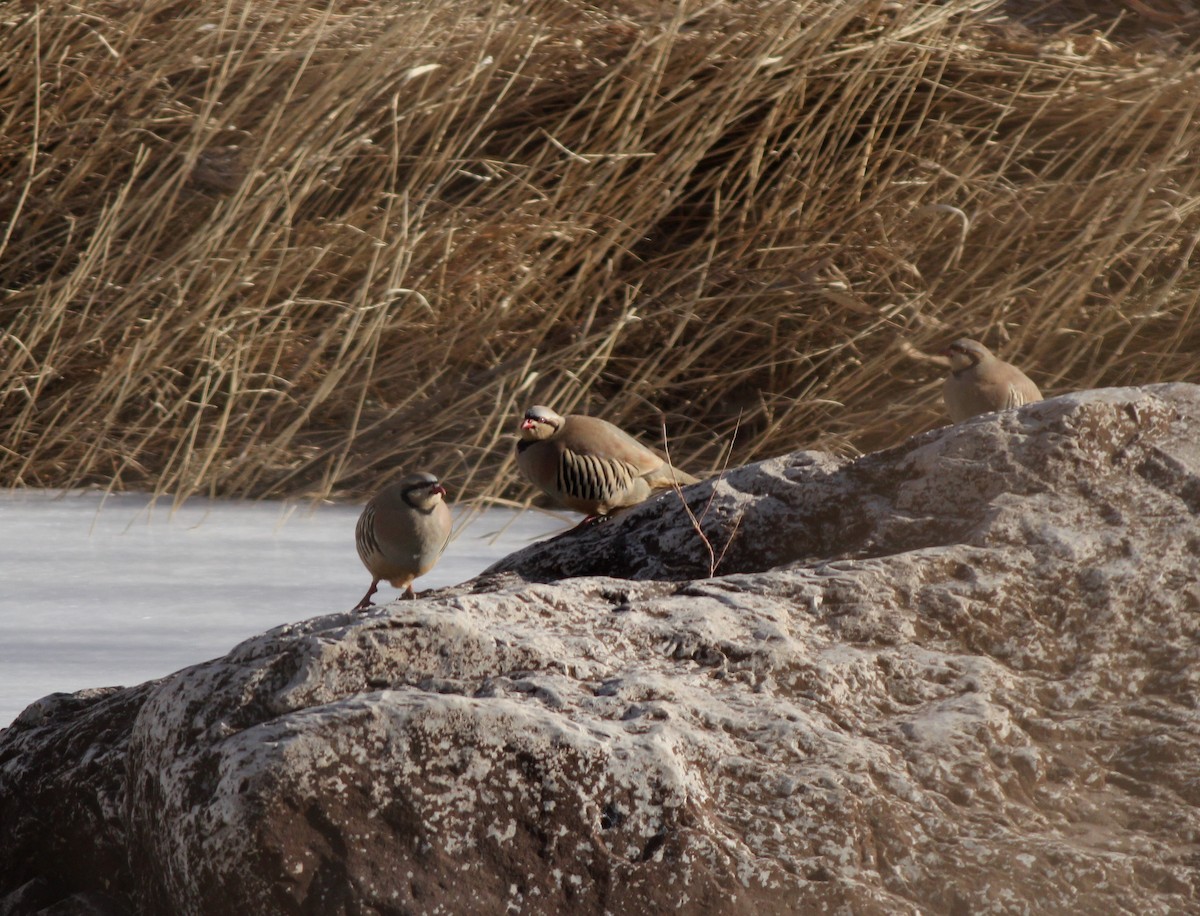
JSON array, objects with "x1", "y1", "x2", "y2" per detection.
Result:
[
  {"x1": 404, "y1": 584, "x2": 417, "y2": 600},
  {"x1": 353, "y1": 579, "x2": 380, "y2": 611}
]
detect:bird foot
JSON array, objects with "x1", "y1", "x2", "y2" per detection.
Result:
[
  {"x1": 353, "y1": 581, "x2": 380, "y2": 612},
  {"x1": 571, "y1": 514, "x2": 611, "y2": 531}
]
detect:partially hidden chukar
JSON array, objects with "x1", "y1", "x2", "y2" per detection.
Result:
[
  {"x1": 516, "y1": 405, "x2": 699, "y2": 519},
  {"x1": 354, "y1": 471, "x2": 452, "y2": 610},
  {"x1": 943, "y1": 338, "x2": 1042, "y2": 423}
]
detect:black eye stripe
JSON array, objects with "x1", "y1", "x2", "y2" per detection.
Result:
[{"x1": 400, "y1": 481, "x2": 440, "y2": 507}]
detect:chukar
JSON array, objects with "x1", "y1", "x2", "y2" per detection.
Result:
[
  {"x1": 354, "y1": 472, "x2": 452, "y2": 610},
  {"x1": 516, "y1": 405, "x2": 699, "y2": 519},
  {"x1": 943, "y1": 338, "x2": 1042, "y2": 423}
]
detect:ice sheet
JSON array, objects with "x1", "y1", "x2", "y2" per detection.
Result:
[{"x1": 0, "y1": 491, "x2": 566, "y2": 727}]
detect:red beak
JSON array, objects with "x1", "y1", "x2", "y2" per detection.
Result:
[
  {"x1": 432, "y1": 484, "x2": 448, "y2": 498},
  {"x1": 521, "y1": 418, "x2": 537, "y2": 430}
]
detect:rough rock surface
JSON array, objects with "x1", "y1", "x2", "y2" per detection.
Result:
[{"x1": 2, "y1": 384, "x2": 1199, "y2": 915}]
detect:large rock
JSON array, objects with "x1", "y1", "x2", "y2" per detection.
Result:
[{"x1": 2, "y1": 385, "x2": 1198, "y2": 914}]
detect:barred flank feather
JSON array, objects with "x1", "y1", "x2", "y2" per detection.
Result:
[
  {"x1": 1005, "y1": 386, "x2": 1036, "y2": 410},
  {"x1": 355, "y1": 504, "x2": 380, "y2": 566},
  {"x1": 559, "y1": 451, "x2": 638, "y2": 509},
  {"x1": 557, "y1": 449, "x2": 634, "y2": 507}
]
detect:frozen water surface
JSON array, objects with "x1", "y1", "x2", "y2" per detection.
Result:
[{"x1": 0, "y1": 490, "x2": 567, "y2": 727}]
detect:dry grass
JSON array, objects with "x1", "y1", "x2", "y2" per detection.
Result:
[{"x1": 3, "y1": 0, "x2": 1200, "y2": 505}]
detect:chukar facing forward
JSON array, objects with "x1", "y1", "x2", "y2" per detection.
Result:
[
  {"x1": 943, "y1": 338, "x2": 1042, "y2": 423},
  {"x1": 354, "y1": 472, "x2": 451, "y2": 610},
  {"x1": 516, "y1": 405, "x2": 699, "y2": 518}
]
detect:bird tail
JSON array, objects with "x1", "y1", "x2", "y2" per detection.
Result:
[{"x1": 649, "y1": 465, "x2": 700, "y2": 489}]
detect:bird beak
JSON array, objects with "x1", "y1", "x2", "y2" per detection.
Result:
[
  {"x1": 520, "y1": 418, "x2": 537, "y2": 430},
  {"x1": 432, "y1": 484, "x2": 447, "y2": 498}
]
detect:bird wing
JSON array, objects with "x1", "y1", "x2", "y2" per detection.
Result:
[{"x1": 560, "y1": 415, "x2": 672, "y2": 477}]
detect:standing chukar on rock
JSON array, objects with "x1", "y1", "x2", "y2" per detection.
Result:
[
  {"x1": 354, "y1": 472, "x2": 452, "y2": 610},
  {"x1": 516, "y1": 405, "x2": 699, "y2": 520},
  {"x1": 943, "y1": 338, "x2": 1042, "y2": 423}
]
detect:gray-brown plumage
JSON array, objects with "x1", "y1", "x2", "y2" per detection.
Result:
[
  {"x1": 354, "y1": 471, "x2": 452, "y2": 610},
  {"x1": 943, "y1": 338, "x2": 1042, "y2": 423},
  {"x1": 516, "y1": 405, "x2": 699, "y2": 518}
]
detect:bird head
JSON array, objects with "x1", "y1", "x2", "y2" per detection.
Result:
[
  {"x1": 944, "y1": 338, "x2": 991, "y2": 372},
  {"x1": 519, "y1": 405, "x2": 564, "y2": 441},
  {"x1": 400, "y1": 472, "x2": 448, "y2": 510}
]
